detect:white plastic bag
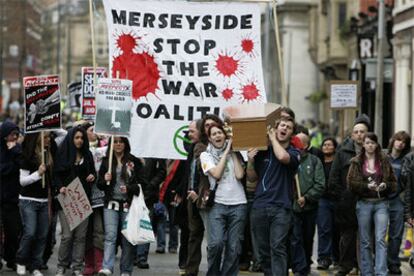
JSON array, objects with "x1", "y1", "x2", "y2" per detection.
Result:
[{"x1": 121, "y1": 185, "x2": 155, "y2": 245}]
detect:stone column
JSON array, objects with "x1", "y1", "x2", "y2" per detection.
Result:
[
  {"x1": 411, "y1": 38, "x2": 414, "y2": 145},
  {"x1": 393, "y1": 39, "x2": 411, "y2": 132}
]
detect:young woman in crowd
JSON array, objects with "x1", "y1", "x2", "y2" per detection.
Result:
[
  {"x1": 200, "y1": 124, "x2": 247, "y2": 276},
  {"x1": 15, "y1": 132, "x2": 56, "y2": 276},
  {"x1": 348, "y1": 132, "x2": 396, "y2": 276},
  {"x1": 316, "y1": 137, "x2": 340, "y2": 270},
  {"x1": 97, "y1": 136, "x2": 147, "y2": 276},
  {"x1": 82, "y1": 122, "x2": 107, "y2": 275},
  {"x1": 386, "y1": 131, "x2": 411, "y2": 274},
  {"x1": 54, "y1": 126, "x2": 96, "y2": 276}
]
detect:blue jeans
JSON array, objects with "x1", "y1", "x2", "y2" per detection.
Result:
[
  {"x1": 207, "y1": 203, "x2": 246, "y2": 276},
  {"x1": 291, "y1": 209, "x2": 317, "y2": 274},
  {"x1": 356, "y1": 200, "x2": 389, "y2": 276},
  {"x1": 136, "y1": 243, "x2": 150, "y2": 262},
  {"x1": 16, "y1": 199, "x2": 49, "y2": 271},
  {"x1": 251, "y1": 206, "x2": 292, "y2": 276},
  {"x1": 316, "y1": 198, "x2": 338, "y2": 262},
  {"x1": 387, "y1": 197, "x2": 404, "y2": 268},
  {"x1": 102, "y1": 208, "x2": 136, "y2": 274},
  {"x1": 156, "y1": 206, "x2": 178, "y2": 250}
]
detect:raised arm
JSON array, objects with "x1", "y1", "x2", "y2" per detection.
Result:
[
  {"x1": 268, "y1": 128, "x2": 290, "y2": 164},
  {"x1": 203, "y1": 140, "x2": 232, "y2": 180},
  {"x1": 246, "y1": 148, "x2": 258, "y2": 182},
  {"x1": 232, "y1": 152, "x2": 245, "y2": 180}
]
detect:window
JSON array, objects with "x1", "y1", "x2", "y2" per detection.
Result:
[{"x1": 338, "y1": 2, "x2": 347, "y2": 28}]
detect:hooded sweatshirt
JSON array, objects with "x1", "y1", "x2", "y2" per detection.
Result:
[
  {"x1": 53, "y1": 126, "x2": 96, "y2": 197},
  {"x1": 0, "y1": 120, "x2": 22, "y2": 204}
]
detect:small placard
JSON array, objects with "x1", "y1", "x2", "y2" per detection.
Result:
[
  {"x1": 330, "y1": 81, "x2": 359, "y2": 109},
  {"x1": 58, "y1": 177, "x2": 93, "y2": 231}
]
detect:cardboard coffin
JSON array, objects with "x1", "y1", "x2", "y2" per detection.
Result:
[{"x1": 223, "y1": 103, "x2": 282, "y2": 151}]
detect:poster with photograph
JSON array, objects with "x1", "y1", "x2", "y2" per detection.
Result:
[
  {"x1": 95, "y1": 78, "x2": 133, "y2": 136},
  {"x1": 23, "y1": 75, "x2": 61, "y2": 133},
  {"x1": 81, "y1": 67, "x2": 107, "y2": 120},
  {"x1": 68, "y1": 81, "x2": 82, "y2": 109}
]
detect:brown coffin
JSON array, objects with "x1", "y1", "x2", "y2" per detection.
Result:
[{"x1": 223, "y1": 103, "x2": 282, "y2": 151}]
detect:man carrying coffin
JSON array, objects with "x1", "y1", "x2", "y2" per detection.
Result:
[{"x1": 246, "y1": 117, "x2": 300, "y2": 275}]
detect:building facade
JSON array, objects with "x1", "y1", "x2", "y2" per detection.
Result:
[
  {"x1": 393, "y1": 0, "x2": 414, "y2": 141},
  {"x1": 278, "y1": 0, "x2": 321, "y2": 122},
  {"x1": 0, "y1": 0, "x2": 44, "y2": 108}
]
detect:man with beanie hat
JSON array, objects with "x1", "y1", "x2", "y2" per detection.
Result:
[{"x1": 329, "y1": 114, "x2": 370, "y2": 276}]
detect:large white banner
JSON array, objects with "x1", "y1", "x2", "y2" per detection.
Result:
[{"x1": 103, "y1": 0, "x2": 267, "y2": 159}]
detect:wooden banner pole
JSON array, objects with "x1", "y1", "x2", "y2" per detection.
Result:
[
  {"x1": 88, "y1": 0, "x2": 97, "y2": 121},
  {"x1": 272, "y1": 0, "x2": 287, "y2": 106},
  {"x1": 41, "y1": 131, "x2": 45, "y2": 189},
  {"x1": 339, "y1": 110, "x2": 345, "y2": 141},
  {"x1": 106, "y1": 70, "x2": 120, "y2": 185},
  {"x1": 295, "y1": 174, "x2": 301, "y2": 199},
  {"x1": 106, "y1": 136, "x2": 114, "y2": 185}
]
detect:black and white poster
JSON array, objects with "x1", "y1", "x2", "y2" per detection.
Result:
[
  {"x1": 68, "y1": 81, "x2": 82, "y2": 109},
  {"x1": 81, "y1": 67, "x2": 107, "y2": 120},
  {"x1": 24, "y1": 75, "x2": 61, "y2": 133}
]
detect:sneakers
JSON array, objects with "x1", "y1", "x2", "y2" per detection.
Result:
[
  {"x1": 136, "y1": 260, "x2": 150, "y2": 269},
  {"x1": 120, "y1": 273, "x2": 131, "y2": 276},
  {"x1": 155, "y1": 247, "x2": 165, "y2": 254},
  {"x1": 317, "y1": 259, "x2": 332, "y2": 270},
  {"x1": 239, "y1": 262, "x2": 250, "y2": 271},
  {"x1": 98, "y1": 268, "x2": 112, "y2": 275},
  {"x1": 7, "y1": 262, "x2": 17, "y2": 271},
  {"x1": 72, "y1": 270, "x2": 82, "y2": 276},
  {"x1": 17, "y1": 264, "x2": 27, "y2": 275},
  {"x1": 388, "y1": 265, "x2": 402, "y2": 275},
  {"x1": 348, "y1": 267, "x2": 359, "y2": 275},
  {"x1": 32, "y1": 270, "x2": 44, "y2": 276},
  {"x1": 168, "y1": 248, "x2": 177, "y2": 254},
  {"x1": 55, "y1": 267, "x2": 65, "y2": 276}
]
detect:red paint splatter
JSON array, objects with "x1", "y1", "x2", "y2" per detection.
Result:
[
  {"x1": 242, "y1": 83, "x2": 260, "y2": 102},
  {"x1": 221, "y1": 88, "x2": 234, "y2": 101},
  {"x1": 241, "y1": 39, "x2": 254, "y2": 53},
  {"x1": 112, "y1": 33, "x2": 160, "y2": 100},
  {"x1": 215, "y1": 54, "x2": 239, "y2": 77}
]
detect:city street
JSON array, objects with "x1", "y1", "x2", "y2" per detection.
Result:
[
  {"x1": 1, "y1": 224, "x2": 413, "y2": 275},
  {"x1": 2, "y1": 1, "x2": 414, "y2": 276}
]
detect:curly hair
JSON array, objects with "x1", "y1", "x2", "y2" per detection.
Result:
[{"x1": 387, "y1": 130, "x2": 411, "y2": 157}]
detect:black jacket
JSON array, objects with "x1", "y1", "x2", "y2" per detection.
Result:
[
  {"x1": 329, "y1": 137, "x2": 358, "y2": 227},
  {"x1": 97, "y1": 154, "x2": 148, "y2": 206},
  {"x1": 0, "y1": 121, "x2": 21, "y2": 205},
  {"x1": 53, "y1": 127, "x2": 96, "y2": 197},
  {"x1": 403, "y1": 152, "x2": 414, "y2": 220},
  {"x1": 142, "y1": 158, "x2": 166, "y2": 207}
]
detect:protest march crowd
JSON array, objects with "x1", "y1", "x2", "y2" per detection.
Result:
[{"x1": 2, "y1": 107, "x2": 414, "y2": 276}]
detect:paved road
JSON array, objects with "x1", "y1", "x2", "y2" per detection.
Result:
[{"x1": 1, "y1": 227, "x2": 413, "y2": 275}]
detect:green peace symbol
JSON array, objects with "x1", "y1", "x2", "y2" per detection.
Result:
[{"x1": 173, "y1": 125, "x2": 191, "y2": 157}]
